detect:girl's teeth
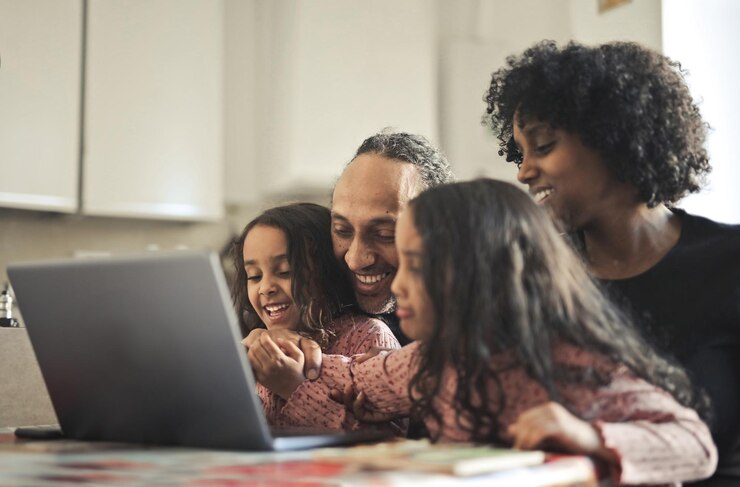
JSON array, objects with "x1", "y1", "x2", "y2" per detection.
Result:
[{"x1": 265, "y1": 304, "x2": 289, "y2": 314}]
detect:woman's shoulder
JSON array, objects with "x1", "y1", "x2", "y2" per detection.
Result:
[
  {"x1": 670, "y1": 210, "x2": 740, "y2": 279},
  {"x1": 676, "y1": 209, "x2": 740, "y2": 245}
]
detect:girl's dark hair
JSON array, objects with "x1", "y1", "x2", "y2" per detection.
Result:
[
  {"x1": 231, "y1": 203, "x2": 356, "y2": 346},
  {"x1": 484, "y1": 40, "x2": 710, "y2": 207},
  {"x1": 407, "y1": 178, "x2": 709, "y2": 441}
]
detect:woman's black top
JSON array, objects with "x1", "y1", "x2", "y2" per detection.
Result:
[{"x1": 601, "y1": 209, "x2": 740, "y2": 468}]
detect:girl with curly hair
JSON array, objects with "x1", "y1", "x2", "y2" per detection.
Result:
[
  {"x1": 231, "y1": 203, "x2": 400, "y2": 430},
  {"x1": 484, "y1": 41, "x2": 740, "y2": 480},
  {"x1": 256, "y1": 179, "x2": 716, "y2": 486}
]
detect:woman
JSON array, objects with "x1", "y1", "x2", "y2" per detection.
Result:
[{"x1": 484, "y1": 40, "x2": 740, "y2": 481}]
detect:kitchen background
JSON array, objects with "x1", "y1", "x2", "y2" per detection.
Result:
[{"x1": 1, "y1": 0, "x2": 738, "y2": 427}]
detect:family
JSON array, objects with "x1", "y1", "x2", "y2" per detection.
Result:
[{"x1": 230, "y1": 41, "x2": 740, "y2": 486}]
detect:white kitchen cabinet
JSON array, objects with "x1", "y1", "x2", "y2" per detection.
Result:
[
  {"x1": 0, "y1": 0, "x2": 82, "y2": 213},
  {"x1": 225, "y1": 0, "x2": 437, "y2": 203},
  {"x1": 83, "y1": 0, "x2": 224, "y2": 221}
]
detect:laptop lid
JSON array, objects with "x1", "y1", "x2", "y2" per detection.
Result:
[{"x1": 7, "y1": 251, "x2": 383, "y2": 450}]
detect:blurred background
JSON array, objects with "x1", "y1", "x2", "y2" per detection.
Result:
[{"x1": 1, "y1": 0, "x2": 738, "y2": 425}]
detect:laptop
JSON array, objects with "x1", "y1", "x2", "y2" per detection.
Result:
[{"x1": 7, "y1": 251, "x2": 389, "y2": 451}]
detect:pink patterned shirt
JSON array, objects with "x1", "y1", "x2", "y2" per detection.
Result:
[
  {"x1": 256, "y1": 313, "x2": 400, "y2": 431},
  {"x1": 283, "y1": 340, "x2": 717, "y2": 486}
]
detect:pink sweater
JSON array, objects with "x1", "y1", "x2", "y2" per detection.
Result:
[
  {"x1": 256, "y1": 313, "x2": 400, "y2": 430},
  {"x1": 283, "y1": 341, "x2": 717, "y2": 486}
]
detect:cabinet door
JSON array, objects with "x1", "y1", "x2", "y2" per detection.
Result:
[
  {"x1": 84, "y1": 0, "x2": 223, "y2": 221},
  {"x1": 0, "y1": 0, "x2": 82, "y2": 213}
]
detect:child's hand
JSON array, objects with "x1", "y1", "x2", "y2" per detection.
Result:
[
  {"x1": 242, "y1": 328, "x2": 322, "y2": 380},
  {"x1": 507, "y1": 401, "x2": 617, "y2": 463},
  {"x1": 352, "y1": 390, "x2": 403, "y2": 423},
  {"x1": 247, "y1": 334, "x2": 306, "y2": 400},
  {"x1": 330, "y1": 383, "x2": 402, "y2": 423}
]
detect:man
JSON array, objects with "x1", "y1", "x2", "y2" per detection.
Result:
[
  {"x1": 244, "y1": 131, "x2": 453, "y2": 377},
  {"x1": 330, "y1": 132, "x2": 453, "y2": 345}
]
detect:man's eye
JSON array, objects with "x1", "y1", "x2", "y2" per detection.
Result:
[
  {"x1": 376, "y1": 233, "x2": 395, "y2": 243},
  {"x1": 333, "y1": 227, "x2": 353, "y2": 238}
]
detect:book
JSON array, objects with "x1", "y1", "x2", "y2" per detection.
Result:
[{"x1": 314, "y1": 439, "x2": 546, "y2": 476}]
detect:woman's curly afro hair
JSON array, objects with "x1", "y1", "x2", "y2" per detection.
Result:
[{"x1": 484, "y1": 40, "x2": 710, "y2": 206}]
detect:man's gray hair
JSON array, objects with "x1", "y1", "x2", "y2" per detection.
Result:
[{"x1": 352, "y1": 130, "x2": 454, "y2": 190}]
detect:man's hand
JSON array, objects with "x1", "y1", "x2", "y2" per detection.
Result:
[
  {"x1": 507, "y1": 401, "x2": 618, "y2": 464},
  {"x1": 247, "y1": 334, "x2": 306, "y2": 399},
  {"x1": 242, "y1": 328, "x2": 322, "y2": 379}
]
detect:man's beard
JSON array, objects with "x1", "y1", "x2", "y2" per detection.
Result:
[{"x1": 356, "y1": 292, "x2": 397, "y2": 315}]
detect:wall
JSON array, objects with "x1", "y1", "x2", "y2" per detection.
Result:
[
  {"x1": 662, "y1": 0, "x2": 740, "y2": 224},
  {"x1": 569, "y1": 0, "x2": 662, "y2": 51},
  {"x1": 0, "y1": 328, "x2": 56, "y2": 427},
  {"x1": 223, "y1": 0, "x2": 259, "y2": 205},
  {"x1": 1, "y1": 209, "x2": 242, "y2": 288},
  {"x1": 437, "y1": 0, "x2": 572, "y2": 184}
]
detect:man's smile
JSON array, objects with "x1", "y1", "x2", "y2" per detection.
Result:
[{"x1": 353, "y1": 271, "x2": 392, "y2": 294}]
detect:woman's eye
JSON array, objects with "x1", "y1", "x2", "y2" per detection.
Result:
[
  {"x1": 278, "y1": 271, "x2": 291, "y2": 278},
  {"x1": 535, "y1": 141, "x2": 555, "y2": 154},
  {"x1": 246, "y1": 275, "x2": 261, "y2": 282}
]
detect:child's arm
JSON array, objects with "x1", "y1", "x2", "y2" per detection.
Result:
[
  {"x1": 581, "y1": 372, "x2": 717, "y2": 485},
  {"x1": 256, "y1": 383, "x2": 286, "y2": 427},
  {"x1": 524, "y1": 360, "x2": 717, "y2": 486},
  {"x1": 279, "y1": 343, "x2": 418, "y2": 431},
  {"x1": 508, "y1": 401, "x2": 617, "y2": 463}
]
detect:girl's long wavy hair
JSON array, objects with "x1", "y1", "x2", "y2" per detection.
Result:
[
  {"x1": 407, "y1": 179, "x2": 709, "y2": 441},
  {"x1": 231, "y1": 203, "x2": 356, "y2": 346}
]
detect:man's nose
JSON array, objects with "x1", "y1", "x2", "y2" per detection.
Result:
[{"x1": 344, "y1": 237, "x2": 376, "y2": 271}]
